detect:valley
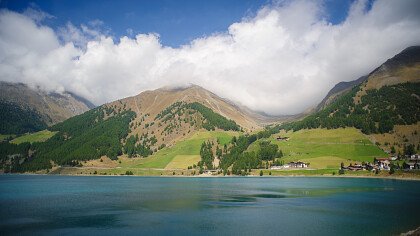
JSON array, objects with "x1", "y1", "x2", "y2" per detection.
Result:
[{"x1": 0, "y1": 47, "x2": 419, "y2": 179}]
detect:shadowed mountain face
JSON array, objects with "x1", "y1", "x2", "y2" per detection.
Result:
[
  {"x1": 0, "y1": 82, "x2": 94, "y2": 134},
  {"x1": 316, "y1": 76, "x2": 368, "y2": 112},
  {"x1": 318, "y1": 46, "x2": 420, "y2": 111}
]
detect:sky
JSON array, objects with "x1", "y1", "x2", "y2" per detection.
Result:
[{"x1": 0, "y1": 0, "x2": 419, "y2": 115}]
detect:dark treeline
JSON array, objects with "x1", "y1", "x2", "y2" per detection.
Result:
[
  {"x1": 123, "y1": 134, "x2": 153, "y2": 158},
  {"x1": 209, "y1": 126, "x2": 283, "y2": 175},
  {"x1": 281, "y1": 83, "x2": 420, "y2": 134},
  {"x1": 0, "y1": 142, "x2": 31, "y2": 172},
  {"x1": 185, "y1": 102, "x2": 240, "y2": 131},
  {"x1": 155, "y1": 102, "x2": 240, "y2": 131},
  {"x1": 0, "y1": 101, "x2": 47, "y2": 134},
  {"x1": 200, "y1": 141, "x2": 214, "y2": 169}
]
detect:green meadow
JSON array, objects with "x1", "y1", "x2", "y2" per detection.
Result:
[
  {"x1": 119, "y1": 131, "x2": 237, "y2": 169},
  {"x1": 248, "y1": 128, "x2": 386, "y2": 169},
  {"x1": 11, "y1": 130, "x2": 57, "y2": 144}
]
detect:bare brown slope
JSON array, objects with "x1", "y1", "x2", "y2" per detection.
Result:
[
  {"x1": 104, "y1": 85, "x2": 262, "y2": 150},
  {"x1": 0, "y1": 81, "x2": 94, "y2": 126}
]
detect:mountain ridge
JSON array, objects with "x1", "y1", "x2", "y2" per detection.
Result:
[{"x1": 0, "y1": 81, "x2": 94, "y2": 134}]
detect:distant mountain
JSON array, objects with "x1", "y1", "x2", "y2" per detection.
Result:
[
  {"x1": 0, "y1": 82, "x2": 94, "y2": 134},
  {"x1": 281, "y1": 46, "x2": 420, "y2": 152}
]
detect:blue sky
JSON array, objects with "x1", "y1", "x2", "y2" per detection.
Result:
[
  {"x1": 1, "y1": 0, "x2": 356, "y2": 47},
  {"x1": 1, "y1": 0, "x2": 417, "y2": 114}
]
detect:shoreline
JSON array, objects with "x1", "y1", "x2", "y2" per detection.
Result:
[
  {"x1": 401, "y1": 226, "x2": 420, "y2": 236},
  {"x1": 2, "y1": 172, "x2": 420, "y2": 181}
]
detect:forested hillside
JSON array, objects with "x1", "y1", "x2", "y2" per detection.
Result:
[
  {"x1": 13, "y1": 107, "x2": 135, "y2": 172},
  {"x1": 0, "y1": 97, "x2": 243, "y2": 172},
  {"x1": 282, "y1": 46, "x2": 420, "y2": 139},
  {"x1": 0, "y1": 101, "x2": 47, "y2": 134},
  {"x1": 155, "y1": 101, "x2": 240, "y2": 132},
  {"x1": 281, "y1": 83, "x2": 420, "y2": 134}
]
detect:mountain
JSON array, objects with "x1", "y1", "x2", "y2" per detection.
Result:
[
  {"x1": 3, "y1": 84, "x2": 266, "y2": 172},
  {"x1": 282, "y1": 46, "x2": 420, "y2": 153},
  {"x1": 100, "y1": 84, "x2": 264, "y2": 149},
  {"x1": 317, "y1": 46, "x2": 420, "y2": 112},
  {"x1": 0, "y1": 82, "x2": 95, "y2": 134},
  {"x1": 115, "y1": 84, "x2": 262, "y2": 131}
]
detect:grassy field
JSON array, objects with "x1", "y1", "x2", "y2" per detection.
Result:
[
  {"x1": 118, "y1": 131, "x2": 237, "y2": 169},
  {"x1": 10, "y1": 130, "x2": 56, "y2": 144},
  {"x1": 165, "y1": 155, "x2": 201, "y2": 169},
  {"x1": 11, "y1": 130, "x2": 57, "y2": 144},
  {"x1": 248, "y1": 128, "x2": 386, "y2": 169}
]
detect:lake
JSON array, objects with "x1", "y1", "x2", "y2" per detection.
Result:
[{"x1": 0, "y1": 175, "x2": 419, "y2": 235}]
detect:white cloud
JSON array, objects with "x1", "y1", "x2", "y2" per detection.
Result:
[{"x1": 1, "y1": 0, "x2": 420, "y2": 115}]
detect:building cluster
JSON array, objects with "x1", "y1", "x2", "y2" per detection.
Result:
[
  {"x1": 271, "y1": 161, "x2": 309, "y2": 170},
  {"x1": 403, "y1": 154, "x2": 420, "y2": 170},
  {"x1": 341, "y1": 154, "x2": 420, "y2": 172},
  {"x1": 276, "y1": 136, "x2": 289, "y2": 141}
]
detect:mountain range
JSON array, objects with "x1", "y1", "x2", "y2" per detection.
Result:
[{"x1": 0, "y1": 46, "x2": 419, "y2": 173}]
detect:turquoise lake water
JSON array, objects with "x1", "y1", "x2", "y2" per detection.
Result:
[{"x1": 0, "y1": 175, "x2": 419, "y2": 235}]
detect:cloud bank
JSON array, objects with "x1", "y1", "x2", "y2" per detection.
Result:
[{"x1": 1, "y1": 0, "x2": 420, "y2": 115}]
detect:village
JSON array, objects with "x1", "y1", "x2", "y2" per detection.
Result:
[
  {"x1": 267, "y1": 154, "x2": 420, "y2": 173},
  {"x1": 266, "y1": 134, "x2": 420, "y2": 174},
  {"x1": 339, "y1": 154, "x2": 420, "y2": 172}
]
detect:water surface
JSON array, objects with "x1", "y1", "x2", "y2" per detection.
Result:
[{"x1": 1, "y1": 175, "x2": 419, "y2": 235}]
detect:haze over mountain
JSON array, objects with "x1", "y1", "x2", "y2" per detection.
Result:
[
  {"x1": 0, "y1": 81, "x2": 94, "y2": 134},
  {"x1": 1, "y1": 0, "x2": 420, "y2": 115}
]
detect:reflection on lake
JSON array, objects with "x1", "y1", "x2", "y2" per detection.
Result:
[{"x1": 0, "y1": 175, "x2": 419, "y2": 235}]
